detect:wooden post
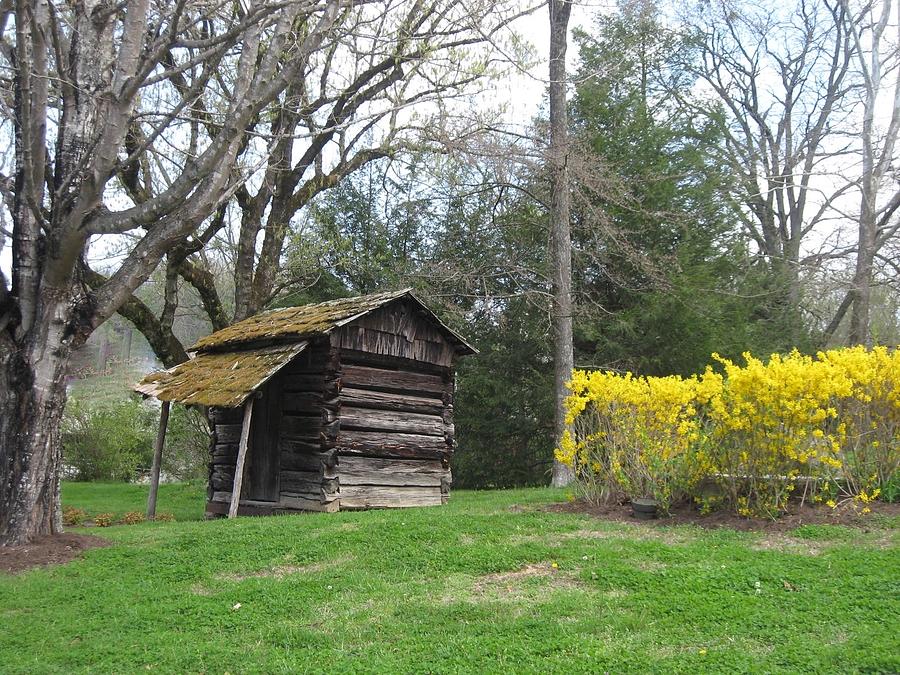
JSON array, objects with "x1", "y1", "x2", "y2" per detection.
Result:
[
  {"x1": 147, "y1": 400, "x2": 171, "y2": 520},
  {"x1": 228, "y1": 400, "x2": 255, "y2": 519}
]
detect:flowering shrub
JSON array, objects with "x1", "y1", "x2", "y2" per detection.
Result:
[
  {"x1": 558, "y1": 371, "x2": 706, "y2": 513},
  {"x1": 557, "y1": 346, "x2": 899, "y2": 517}
]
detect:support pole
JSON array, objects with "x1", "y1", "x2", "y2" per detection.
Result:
[
  {"x1": 228, "y1": 400, "x2": 254, "y2": 519},
  {"x1": 147, "y1": 400, "x2": 171, "y2": 520}
]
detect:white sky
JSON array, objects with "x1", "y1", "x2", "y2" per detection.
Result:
[
  {"x1": 0, "y1": 4, "x2": 597, "y2": 279},
  {"x1": 0, "y1": 1, "x2": 891, "y2": 287}
]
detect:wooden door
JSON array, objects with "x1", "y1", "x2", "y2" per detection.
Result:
[{"x1": 245, "y1": 384, "x2": 282, "y2": 502}]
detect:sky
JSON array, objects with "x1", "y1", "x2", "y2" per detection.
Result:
[
  {"x1": 0, "y1": 2, "x2": 600, "y2": 280},
  {"x1": 490, "y1": 1, "x2": 597, "y2": 129},
  {"x1": 1, "y1": 0, "x2": 892, "y2": 288}
]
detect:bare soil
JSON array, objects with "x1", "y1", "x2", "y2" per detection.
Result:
[
  {"x1": 545, "y1": 499, "x2": 900, "y2": 533},
  {"x1": 0, "y1": 533, "x2": 111, "y2": 575}
]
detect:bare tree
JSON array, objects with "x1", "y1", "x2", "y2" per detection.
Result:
[
  {"x1": 548, "y1": 0, "x2": 574, "y2": 487},
  {"x1": 841, "y1": 0, "x2": 900, "y2": 346},
  {"x1": 97, "y1": 1, "x2": 534, "y2": 368},
  {"x1": 0, "y1": 0, "x2": 350, "y2": 546},
  {"x1": 682, "y1": 0, "x2": 856, "y2": 327}
]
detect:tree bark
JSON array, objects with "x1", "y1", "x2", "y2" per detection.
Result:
[
  {"x1": 0, "y1": 297, "x2": 73, "y2": 546},
  {"x1": 548, "y1": 0, "x2": 574, "y2": 488},
  {"x1": 844, "y1": 0, "x2": 900, "y2": 347}
]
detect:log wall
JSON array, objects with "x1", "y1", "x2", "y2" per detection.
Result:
[
  {"x1": 334, "y1": 347, "x2": 454, "y2": 508},
  {"x1": 206, "y1": 301, "x2": 461, "y2": 516},
  {"x1": 276, "y1": 339, "x2": 339, "y2": 509}
]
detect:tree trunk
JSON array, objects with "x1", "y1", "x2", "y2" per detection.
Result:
[
  {"x1": 548, "y1": 0, "x2": 574, "y2": 488},
  {"x1": 848, "y1": 193, "x2": 877, "y2": 347},
  {"x1": 0, "y1": 301, "x2": 73, "y2": 546}
]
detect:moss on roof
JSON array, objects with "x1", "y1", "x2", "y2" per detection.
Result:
[
  {"x1": 191, "y1": 288, "x2": 476, "y2": 354},
  {"x1": 135, "y1": 289, "x2": 477, "y2": 407},
  {"x1": 192, "y1": 289, "x2": 412, "y2": 351},
  {"x1": 134, "y1": 342, "x2": 308, "y2": 407}
]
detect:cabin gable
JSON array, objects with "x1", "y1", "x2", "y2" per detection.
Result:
[{"x1": 334, "y1": 297, "x2": 456, "y2": 367}]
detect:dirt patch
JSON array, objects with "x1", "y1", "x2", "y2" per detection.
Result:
[
  {"x1": 214, "y1": 561, "x2": 330, "y2": 582},
  {"x1": 0, "y1": 533, "x2": 111, "y2": 575},
  {"x1": 749, "y1": 536, "x2": 829, "y2": 556},
  {"x1": 546, "y1": 499, "x2": 900, "y2": 533},
  {"x1": 472, "y1": 562, "x2": 582, "y2": 596}
]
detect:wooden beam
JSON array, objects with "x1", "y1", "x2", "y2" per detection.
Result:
[
  {"x1": 146, "y1": 400, "x2": 170, "y2": 520},
  {"x1": 228, "y1": 400, "x2": 255, "y2": 519}
]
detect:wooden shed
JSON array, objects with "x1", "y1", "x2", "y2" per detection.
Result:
[{"x1": 134, "y1": 289, "x2": 476, "y2": 518}]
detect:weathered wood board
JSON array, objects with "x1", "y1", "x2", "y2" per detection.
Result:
[
  {"x1": 341, "y1": 364, "x2": 446, "y2": 395},
  {"x1": 339, "y1": 485, "x2": 443, "y2": 509},
  {"x1": 339, "y1": 456, "x2": 445, "y2": 487},
  {"x1": 338, "y1": 387, "x2": 444, "y2": 415},
  {"x1": 339, "y1": 406, "x2": 444, "y2": 436},
  {"x1": 337, "y1": 429, "x2": 451, "y2": 454}
]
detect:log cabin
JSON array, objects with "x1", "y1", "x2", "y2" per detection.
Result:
[{"x1": 134, "y1": 289, "x2": 476, "y2": 518}]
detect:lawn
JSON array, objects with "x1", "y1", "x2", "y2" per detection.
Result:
[
  {"x1": 0, "y1": 484, "x2": 897, "y2": 674},
  {"x1": 61, "y1": 480, "x2": 206, "y2": 523}
]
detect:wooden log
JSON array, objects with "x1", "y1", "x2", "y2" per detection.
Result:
[
  {"x1": 340, "y1": 348, "x2": 451, "y2": 375},
  {"x1": 281, "y1": 414, "x2": 322, "y2": 439},
  {"x1": 280, "y1": 439, "x2": 323, "y2": 456},
  {"x1": 341, "y1": 364, "x2": 446, "y2": 395},
  {"x1": 337, "y1": 429, "x2": 451, "y2": 453},
  {"x1": 321, "y1": 419, "x2": 340, "y2": 439},
  {"x1": 210, "y1": 467, "x2": 236, "y2": 490},
  {"x1": 281, "y1": 373, "x2": 327, "y2": 393},
  {"x1": 339, "y1": 406, "x2": 444, "y2": 436},
  {"x1": 337, "y1": 445, "x2": 450, "y2": 461},
  {"x1": 281, "y1": 495, "x2": 338, "y2": 512},
  {"x1": 339, "y1": 387, "x2": 444, "y2": 416},
  {"x1": 282, "y1": 392, "x2": 323, "y2": 414},
  {"x1": 216, "y1": 423, "x2": 243, "y2": 444},
  {"x1": 340, "y1": 456, "x2": 443, "y2": 475},
  {"x1": 146, "y1": 400, "x2": 170, "y2": 520},
  {"x1": 228, "y1": 400, "x2": 254, "y2": 518},
  {"x1": 340, "y1": 470, "x2": 442, "y2": 488},
  {"x1": 280, "y1": 470, "x2": 323, "y2": 494},
  {"x1": 338, "y1": 456, "x2": 446, "y2": 488},
  {"x1": 211, "y1": 493, "x2": 338, "y2": 514},
  {"x1": 339, "y1": 485, "x2": 443, "y2": 509},
  {"x1": 209, "y1": 407, "x2": 242, "y2": 424},
  {"x1": 211, "y1": 443, "x2": 238, "y2": 462}
]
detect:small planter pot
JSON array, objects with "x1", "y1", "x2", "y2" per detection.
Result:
[{"x1": 631, "y1": 498, "x2": 659, "y2": 520}]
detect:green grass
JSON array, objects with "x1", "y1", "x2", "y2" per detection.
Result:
[
  {"x1": 0, "y1": 485, "x2": 897, "y2": 673},
  {"x1": 61, "y1": 480, "x2": 205, "y2": 522}
]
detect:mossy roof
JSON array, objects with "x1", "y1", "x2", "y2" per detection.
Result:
[
  {"x1": 133, "y1": 342, "x2": 308, "y2": 407},
  {"x1": 191, "y1": 288, "x2": 476, "y2": 354},
  {"x1": 135, "y1": 289, "x2": 476, "y2": 407}
]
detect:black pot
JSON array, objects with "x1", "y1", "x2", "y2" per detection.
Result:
[{"x1": 631, "y1": 498, "x2": 659, "y2": 520}]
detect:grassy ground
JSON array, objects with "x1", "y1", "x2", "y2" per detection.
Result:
[
  {"x1": 61, "y1": 480, "x2": 205, "y2": 523},
  {"x1": 0, "y1": 485, "x2": 897, "y2": 673}
]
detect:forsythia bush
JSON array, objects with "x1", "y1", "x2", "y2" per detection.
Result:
[{"x1": 557, "y1": 346, "x2": 899, "y2": 517}]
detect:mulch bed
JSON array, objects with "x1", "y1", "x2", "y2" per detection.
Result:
[
  {"x1": 0, "y1": 533, "x2": 111, "y2": 575},
  {"x1": 546, "y1": 499, "x2": 900, "y2": 533}
]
